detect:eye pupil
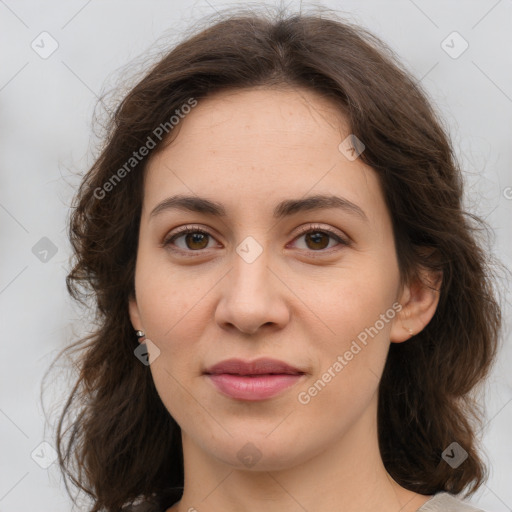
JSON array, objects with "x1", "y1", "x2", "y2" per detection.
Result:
[{"x1": 306, "y1": 232, "x2": 329, "y2": 250}]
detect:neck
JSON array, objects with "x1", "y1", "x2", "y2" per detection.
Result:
[{"x1": 170, "y1": 393, "x2": 431, "y2": 512}]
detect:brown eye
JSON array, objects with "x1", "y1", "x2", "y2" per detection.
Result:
[
  {"x1": 183, "y1": 232, "x2": 210, "y2": 250},
  {"x1": 163, "y1": 224, "x2": 349, "y2": 257},
  {"x1": 292, "y1": 226, "x2": 349, "y2": 252},
  {"x1": 163, "y1": 228, "x2": 216, "y2": 252},
  {"x1": 304, "y1": 231, "x2": 330, "y2": 250}
]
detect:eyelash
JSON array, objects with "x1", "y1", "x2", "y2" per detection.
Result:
[{"x1": 162, "y1": 224, "x2": 350, "y2": 257}]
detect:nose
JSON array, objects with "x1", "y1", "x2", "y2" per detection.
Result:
[{"x1": 214, "y1": 247, "x2": 290, "y2": 336}]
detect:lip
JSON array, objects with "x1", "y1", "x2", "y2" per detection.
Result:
[
  {"x1": 204, "y1": 358, "x2": 306, "y2": 401},
  {"x1": 204, "y1": 357, "x2": 304, "y2": 376}
]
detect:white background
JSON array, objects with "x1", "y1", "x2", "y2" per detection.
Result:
[{"x1": 0, "y1": 1, "x2": 511, "y2": 511}]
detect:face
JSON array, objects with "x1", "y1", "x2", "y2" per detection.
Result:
[{"x1": 129, "y1": 86, "x2": 417, "y2": 471}]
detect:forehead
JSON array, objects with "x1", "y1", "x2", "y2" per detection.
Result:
[
  {"x1": 164, "y1": 86, "x2": 348, "y2": 152},
  {"x1": 143, "y1": 87, "x2": 387, "y2": 228}
]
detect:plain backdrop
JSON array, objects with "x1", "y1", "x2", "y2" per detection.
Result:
[{"x1": 0, "y1": 1, "x2": 511, "y2": 511}]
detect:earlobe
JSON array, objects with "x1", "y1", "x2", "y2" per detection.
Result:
[{"x1": 390, "y1": 267, "x2": 442, "y2": 343}]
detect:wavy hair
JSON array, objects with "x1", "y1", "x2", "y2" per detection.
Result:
[{"x1": 47, "y1": 6, "x2": 503, "y2": 512}]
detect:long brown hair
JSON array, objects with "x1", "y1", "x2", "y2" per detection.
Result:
[{"x1": 46, "y1": 5, "x2": 503, "y2": 511}]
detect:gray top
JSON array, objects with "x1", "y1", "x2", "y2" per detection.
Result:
[{"x1": 417, "y1": 492, "x2": 485, "y2": 512}]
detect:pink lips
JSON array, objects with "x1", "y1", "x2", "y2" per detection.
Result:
[{"x1": 204, "y1": 358, "x2": 305, "y2": 401}]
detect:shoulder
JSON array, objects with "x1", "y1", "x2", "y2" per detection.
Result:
[{"x1": 417, "y1": 492, "x2": 487, "y2": 512}]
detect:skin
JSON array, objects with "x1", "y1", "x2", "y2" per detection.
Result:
[{"x1": 129, "y1": 86, "x2": 441, "y2": 512}]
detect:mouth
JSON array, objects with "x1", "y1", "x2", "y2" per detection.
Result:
[
  {"x1": 204, "y1": 357, "x2": 304, "y2": 376},
  {"x1": 204, "y1": 358, "x2": 306, "y2": 401}
]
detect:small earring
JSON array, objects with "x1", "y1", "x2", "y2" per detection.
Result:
[
  {"x1": 407, "y1": 327, "x2": 414, "y2": 337},
  {"x1": 135, "y1": 330, "x2": 145, "y2": 340}
]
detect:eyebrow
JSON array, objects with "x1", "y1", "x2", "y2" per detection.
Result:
[{"x1": 149, "y1": 193, "x2": 368, "y2": 222}]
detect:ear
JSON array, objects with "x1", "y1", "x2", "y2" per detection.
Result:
[
  {"x1": 390, "y1": 265, "x2": 442, "y2": 343},
  {"x1": 128, "y1": 293, "x2": 144, "y2": 340}
]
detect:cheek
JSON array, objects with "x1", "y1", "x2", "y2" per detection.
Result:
[
  {"x1": 326, "y1": 264, "x2": 398, "y2": 334},
  {"x1": 134, "y1": 249, "x2": 212, "y2": 339},
  {"x1": 314, "y1": 259, "x2": 399, "y2": 380},
  {"x1": 137, "y1": 270, "x2": 208, "y2": 425},
  {"x1": 298, "y1": 280, "x2": 397, "y2": 431},
  {"x1": 134, "y1": 260, "x2": 211, "y2": 416}
]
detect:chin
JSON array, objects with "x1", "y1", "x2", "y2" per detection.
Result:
[{"x1": 205, "y1": 433, "x2": 318, "y2": 472}]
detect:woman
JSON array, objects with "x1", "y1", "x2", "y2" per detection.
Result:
[{"x1": 52, "y1": 6, "x2": 502, "y2": 512}]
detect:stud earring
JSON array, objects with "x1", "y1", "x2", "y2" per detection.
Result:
[{"x1": 135, "y1": 330, "x2": 145, "y2": 340}]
